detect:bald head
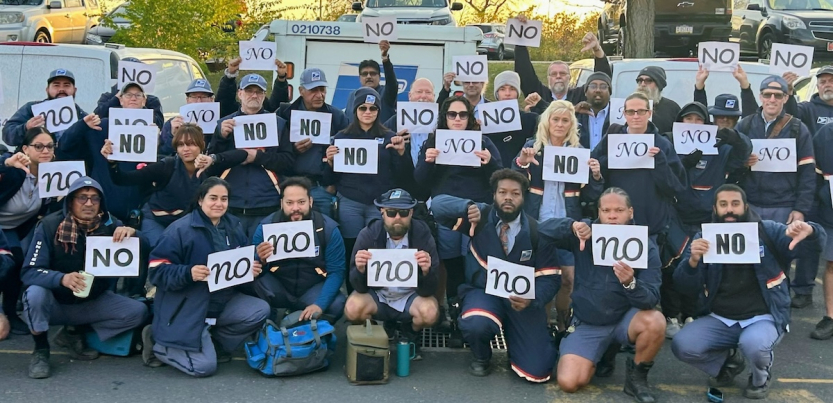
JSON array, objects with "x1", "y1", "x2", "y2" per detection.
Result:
[{"x1": 409, "y1": 78, "x2": 435, "y2": 102}]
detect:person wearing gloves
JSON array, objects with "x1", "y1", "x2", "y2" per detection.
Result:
[
  {"x1": 486, "y1": 71, "x2": 540, "y2": 168},
  {"x1": 159, "y1": 79, "x2": 216, "y2": 155},
  {"x1": 634, "y1": 66, "x2": 681, "y2": 134},
  {"x1": 93, "y1": 57, "x2": 164, "y2": 130}
]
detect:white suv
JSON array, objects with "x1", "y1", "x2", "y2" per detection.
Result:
[
  {"x1": 352, "y1": 0, "x2": 463, "y2": 26},
  {"x1": 0, "y1": 0, "x2": 101, "y2": 43}
]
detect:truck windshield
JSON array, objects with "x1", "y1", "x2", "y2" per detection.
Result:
[
  {"x1": 366, "y1": 0, "x2": 447, "y2": 7},
  {"x1": 768, "y1": 0, "x2": 833, "y2": 10},
  {"x1": 0, "y1": 0, "x2": 43, "y2": 5}
]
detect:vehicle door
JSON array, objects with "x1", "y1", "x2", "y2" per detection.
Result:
[
  {"x1": 144, "y1": 58, "x2": 194, "y2": 120},
  {"x1": 62, "y1": 0, "x2": 85, "y2": 42},
  {"x1": 738, "y1": 0, "x2": 766, "y2": 52},
  {"x1": 79, "y1": 0, "x2": 100, "y2": 40},
  {"x1": 44, "y1": 0, "x2": 74, "y2": 42}
]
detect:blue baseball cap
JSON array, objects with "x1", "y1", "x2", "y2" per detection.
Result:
[
  {"x1": 760, "y1": 75, "x2": 789, "y2": 93},
  {"x1": 48, "y1": 69, "x2": 75, "y2": 85},
  {"x1": 239, "y1": 74, "x2": 267, "y2": 91},
  {"x1": 300, "y1": 68, "x2": 328, "y2": 89},
  {"x1": 185, "y1": 78, "x2": 214, "y2": 95}
]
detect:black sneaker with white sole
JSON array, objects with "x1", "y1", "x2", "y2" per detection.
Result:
[{"x1": 810, "y1": 316, "x2": 833, "y2": 340}]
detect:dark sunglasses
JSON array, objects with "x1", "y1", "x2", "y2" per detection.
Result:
[
  {"x1": 761, "y1": 92, "x2": 785, "y2": 100},
  {"x1": 446, "y1": 111, "x2": 469, "y2": 120},
  {"x1": 360, "y1": 71, "x2": 380, "y2": 77},
  {"x1": 384, "y1": 209, "x2": 411, "y2": 218},
  {"x1": 358, "y1": 105, "x2": 379, "y2": 112},
  {"x1": 636, "y1": 77, "x2": 654, "y2": 84}
]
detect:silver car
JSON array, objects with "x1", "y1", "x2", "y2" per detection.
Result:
[{"x1": 470, "y1": 23, "x2": 514, "y2": 60}]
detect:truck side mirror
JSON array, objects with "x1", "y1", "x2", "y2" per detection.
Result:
[
  {"x1": 746, "y1": 4, "x2": 761, "y2": 11},
  {"x1": 48, "y1": 1, "x2": 63, "y2": 9},
  {"x1": 451, "y1": 2, "x2": 463, "y2": 11},
  {"x1": 352, "y1": 2, "x2": 363, "y2": 11}
]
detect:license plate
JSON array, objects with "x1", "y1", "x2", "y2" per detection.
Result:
[
  {"x1": 676, "y1": 25, "x2": 693, "y2": 34},
  {"x1": 828, "y1": 42, "x2": 833, "y2": 52}
]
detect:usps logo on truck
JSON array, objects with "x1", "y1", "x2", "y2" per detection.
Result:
[{"x1": 332, "y1": 63, "x2": 418, "y2": 110}]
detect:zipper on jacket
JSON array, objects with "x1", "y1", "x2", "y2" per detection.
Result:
[{"x1": 168, "y1": 297, "x2": 187, "y2": 326}]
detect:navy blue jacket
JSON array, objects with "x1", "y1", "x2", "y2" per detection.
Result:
[
  {"x1": 675, "y1": 219, "x2": 825, "y2": 335},
  {"x1": 216, "y1": 74, "x2": 284, "y2": 118},
  {"x1": 274, "y1": 96, "x2": 349, "y2": 181},
  {"x1": 343, "y1": 58, "x2": 399, "y2": 124},
  {"x1": 591, "y1": 122, "x2": 688, "y2": 235},
  {"x1": 787, "y1": 93, "x2": 833, "y2": 135},
  {"x1": 2, "y1": 100, "x2": 87, "y2": 146},
  {"x1": 694, "y1": 86, "x2": 759, "y2": 119},
  {"x1": 414, "y1": 132, "x2": 503, "y2": 203},
  {"x1": 486, "y1": 110, "x2": 539, "y2": 169},
  {"x1": 812, "y1": 123, "x2": 833, "y2": 228},
  {"x1": 0, "y1": 230, "x2": 13, "y2": 283},
  {"x1": 209, "y1": 109, "x2": 295, "y2": 209},
  {"x1": 0, "y1": 156, "x2": 28, "y2": 205},
  {"x1": 577, "y1": 108, "x2": 610, "y2": 149},
  {"x1": 94, "y1": 87, "x2": 164, "y2": 130},
  {"x1": 735, "y1": 110, "x2": 816, "y2": 214},
  {"x1": 158, "y1": 118, "x2": 176, "y2": 156},
  {"x1": 512, "y1": 139, "x2": 604, "y2": 220},
  {"x1": 539, "y1": 217, "x2": 662, "y2": 326},
  {"x1": 148, "y1": 210, "x2": 250, "y2": 352},
  {"x1": 382, "y1": 115, "x2": 432, "y2": 201}
]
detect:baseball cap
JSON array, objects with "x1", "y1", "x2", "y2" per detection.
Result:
[
  {"x1": 300, "y1": 68, "x2": 328, "y2": 89},
  {"x1": 239, "y1": 74, "x2": 268, "y2": 91},
  {"x1": 48, "y1": 69, "x2": 75, "y2": 85},
  {"x1": 121, "y1": 81, "x2": 145, "y2": 93},
  {"x1": 816, "y1": 66, "x2": 833, "y2": 78},
  {"x1": 759, "y1": 75, "x2": 789, "y2": 93},
  {"x1": 185, "y1": 78, "x2": 214, "y2": 95},
  {"x1": 374, "y1": 188, "x2": 417, "y2": 210}
]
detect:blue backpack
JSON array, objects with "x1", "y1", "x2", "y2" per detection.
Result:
[{"x1": 244, "y1": 317, "x2": 336, "y2": 376}]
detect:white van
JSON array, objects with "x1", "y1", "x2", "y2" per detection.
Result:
[
  {"x1": 352, "y1": 0, "x2": 463, "y2": 26},
  {"x1": 258, "y1": 19, "x2": 481, "y2": 110}
]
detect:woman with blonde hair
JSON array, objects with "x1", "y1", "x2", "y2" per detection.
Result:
[{"x1": 514, "y1": 100, "x2": 603, "y2": 332}]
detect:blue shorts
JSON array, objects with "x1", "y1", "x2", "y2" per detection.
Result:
[
  {"x1": 337, "y1": 193, "x2": 381, "y2": 238},
  {"x1": 437, "y1": 224, "x2": 470, "y2": 259},
  {"x1": 559, "y1": 307, "x2": 639, "y2": 364},
  {"x1": 369, "y1": 291, "x2": 418, "y2": 323}
]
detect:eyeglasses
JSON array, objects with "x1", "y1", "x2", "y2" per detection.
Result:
[
  {"x1": 636, "y1": 77, "x2": 654, "y2": 84},
  {"x1": 28, "y1": 143, "x2": 55, "y2": 152},
  {"x1": 384, "y1": 209, "x2": 411, "y2": 218},
  {"x1": 587, "y1": 83, "x2": 609, "y2": 91},
  {"x1": 548, "y1": 71, "x2": 569, "y2": 78},
  {"x1": 74, "y1": 195, "x2": 102, "y2": 205},
  {"x1": 358, "y1": 105, "x2": 379, "y2": 112},
  {"x1": 624, "y1": 109, "x2": 650, "y2": 116},
  {"x1": 122, "y1": 92, "x2": 145, "y2": 99},
  {"x1": 187, "y1": 95, "x2": 213, "y2": 101},
  {"x1": 244, "y1": 87, "x2": 266, "y2": 96},
  {"x1": 446, "y1": 111, "x2": 469, "y2": 120},
  {"x1": 761, "y1": 92, "x2": 786, "y2": 100},
  {"x1": 360, "y1": 71, "x2": 380, "y2": 77}
]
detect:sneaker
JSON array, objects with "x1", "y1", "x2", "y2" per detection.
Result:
[
  {"x1": 743, "y1": 373, "x2": 771, "y2": 399},
  {"x1": 811, "y1": 316, "x2": 833, "y2": 340},
  {"x1": 469, "y1": 358, "x2": 490, "y2": 377},
  {"x1": 665, "y1": 317, "x2": 681, "y2": 339},
  {"x1": 791, "y1": 294, "x2": 813, "y2": 309},
  {"x1": 141, "y1": 325, "x2": 164, "y2": 368},
  {"x1": 709, "y1": 349, "x2": 746, "y2": 387},
  {"x1": 28, "y1": 349, "x2": 50, "y2": 379},
  {"x1": 53, "y1": 326, "x2": 99, "y2": 360}
]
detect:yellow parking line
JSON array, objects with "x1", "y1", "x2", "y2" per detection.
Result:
[
  {"x1": 778, "y1": 378, "x2": 833, "y2": 384},
  {"x1": 0, "y1": 349, "x2": 69, "y2": 356}
]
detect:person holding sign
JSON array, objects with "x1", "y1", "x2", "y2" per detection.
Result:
[
  {"x1": 251, "y1": 177, "x2": 347, "y2": 322},
  {"x1": 672, "y1": 184, "x2": 824, "y2": 399},
  {"x1": 783, "y1": 66, "x2": 833, "y2": 135},
  {"x1": 437, "y1": 70, "x2": 488, "y2": 115},
  {"x1": 158, "y1": 79, "x2": 216, "y2": 156},
  {"x1": 514, "y1": 100, "x2": 603, "y2": 332},
  {"x1": 273, "y1": 68, "x2": 349, "y2": 218},
  {"x1": 538, "y1": 187, "x2": 664, "y2": 402},
  {"x1": 0, "y1": 128, "x2": 60, "y2": 336},
  {"x1": 208, "y1": 73, "x2": 294, "y2": 238},
  {"x1": 736, "y1": 75, "x2": 818, "y2": 310},
  {"x1": 693, "y1": 64, "x2": 760, "y2": 122},
  {"x1": 345, "y1": 188, "x2": 439, "y2": 356},
  {"x1": 147, "y1": 178, "x2": 269, "y2": 376},
  {"x1": 484, "y1": 71, "x2": 540, "y2": 168},
  {"x1": 20, "y1": 177, "x2": 149, "y2": 379},
  {"x1": 431, "y1": 169, "x2": 561, "y2": 382},
  {"x1": 2, "y1": 69, "x2": 89, "y2": 146},
  {"x1": 633, "y1": 66, "x2": 681, "y2": 134},
  {"x1": 93, "y1": 58, "x2": 164, "y2": 130},
  {"x1": 343, "y1": 40, "x2": 399, "y2": 124},
  {"x1": 216, "y1": 57, "x2": 288, "y2": 118}
]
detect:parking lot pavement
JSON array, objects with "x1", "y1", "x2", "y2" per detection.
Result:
[{"x1": 1, "y1": 283, "x2": 831, "y2": 403}]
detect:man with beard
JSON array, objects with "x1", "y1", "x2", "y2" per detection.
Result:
[
  {"x1": 539, "y1": 187, "x2": 665, "y2": 403},
  {"x1": 344, "y1": 188, "x2": 439, "y2": 351},
  {"x1": 634, "y1": 66, "x2": 681, "y2": 134},
  {"x1": 3, "y1": 69, "x2": 88, "y2": 145},
  {"x1": 431, "y1": 169, "x2": 560, "y2": 382},
  {"x1": 343, "y1": 40, "x2": 399, "y2": 124},
  {"x1": 513, "y1": 14, "x2": 611, "y2": 115},
  {"x1": 672, "y1": 184, "x2": 824, "y2": 399},
  {"x1": 783, "y1": 66, "x2": 833, "y2": 134},
  {"x1": 736, "y1": 76, "x2": 817, "y2": 310},
  {"x1": 575, "y1": 72, "x2": 612, "y2": 150},
  {"x1": 253, "y1": 177, "x2": 346, "y2": 321}
]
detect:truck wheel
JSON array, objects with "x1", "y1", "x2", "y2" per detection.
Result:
[
  {"x1": 34, "y1": 29, "x2": 51, "y2": 43},
  {"x1": 758, "y1": 32, "x2": 774, "y2": 60},
  {"x1": 497, "y1": 45, "x2": 505, "y2": 61}
]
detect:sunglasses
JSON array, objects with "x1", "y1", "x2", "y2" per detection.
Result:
[
  {"x1": 446, "y1": 111, "x2": 470, "y2": 120},
  {"x1": 384, "y1": 209, "x2": 411, "y2": 218},
  {"x1": 636, "y1": 77, "x2": 654, "y2": 84},
  {"x1": 28, "y1": 143, "x2": 55, "y2": 152},
  {"x1": 358, "y1": 105, "x2": 379, "y2": 112},
  {"x1": 761, "y1": 92, "x2": 786, "y2": 100},
  {"x1": 360, "y1": 71, "x2": 380, "y2": 77}
]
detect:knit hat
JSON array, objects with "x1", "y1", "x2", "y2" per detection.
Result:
[
  {"x1": 352, "y1": 87, "x2": 382, "y2": 112},
  {"x1": 637, "y1": 66, "x2": 667, "y2": 90},
  {"x1": 585, "y1": 71, "x2": 611, "y2": 89},
  {"x1": 493, "y1": 71, "x2": 521, "y2": 100}
]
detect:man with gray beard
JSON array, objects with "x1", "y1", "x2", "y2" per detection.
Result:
[
  {"x1": 634, "y1": 66, "x2": 681, "y2": 134},
  {"x1": 783, "y1": 66, "x2": 833, "y2": 134}
]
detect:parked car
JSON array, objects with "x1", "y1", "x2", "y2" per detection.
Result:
[
  {"x1": 793, "y1": 67, "x2": 821, "y2": 102},
  {"x1": 469, "y1": 23, "x2": 514, "y2": 60},
  {"x1": 338, "y1": 13, "x2": 358, "y2": 22},
  {"x1": 85, "y1": 1, "x2": 128, "y2": 45},
  {"x1": 352, "y1": 0, "x2": 463, "y2": 26},
  {"x1": 0, "y1": 0, "x2": 102, "y2": 43},
  {"x1": 731, "y1": 0, "x2": 833, "y2": 59}
]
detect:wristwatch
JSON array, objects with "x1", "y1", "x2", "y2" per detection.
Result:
[
  {"x1": 209, "y1": 154, "x2": 217, "y2": 164},
  {"x1": 623, "y1": 278, "x2": 636, "y2": 290}
]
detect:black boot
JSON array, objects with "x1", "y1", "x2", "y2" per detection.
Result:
[
  {"x1": 447, "y1": 299, "x2": 464, "y2": 348},
  {"x1": 595, "y1": 342, "x2": 620, "y2": 378},
  {"x1": 435, "y1": 305, "x2": 452, "y2": 333},
  {"x1": 624, "y1": 357, "x2": 656, "y2": 403},
  {"x1": 709, "y1": 348, "x2": 746, "y2": 387}
]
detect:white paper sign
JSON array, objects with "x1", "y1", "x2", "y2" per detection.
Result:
[
  {"x1": 262, "y1": 220, "x2": 317, "y2": 262},
  {"x1": 504, "y1": 19, "x2": 542, "y2": 48},
  {"x1": 109, "y1": 107, "x2": 153, "y2": 131},
  {"x1": 607, "y1": 134, "x2": 655, "y2": 170},
  {"x1": 397, "y1": 102, "x2": 438, "y2": 134},
  {"x1": 239, "y1": 41, "x2": 277, "y2": 71},
  {"x1": 334, "y1": 139, "x2": 379, "y2": 174},
  {"x1": 770, "y1": 43, "x2": 813, "y2": 77},
  {"x1": 609, "y1": 98, "x2": 653, "y2": 125},
  {"x1": 289, "y1": 110, "x2": 332, "y2": 145},
  {"x1": 486, "y1": 256, "x2": 535, "y2": 299},
  {"x1": 751, "y1": 139, "x2": 797, "y2": 172},
  {"x1": 38, "y1": 161, "x2": 86, "y2": 198},
  {"x1": 452, "y1": 55, "x2": 488, "y2": 82},
  {"x1": 672, "y1": 122, "x2": 718, "y2": 156},
  {"x1": 180, "y1": 102, "x2": 220, "y2": 134},
  {"x1": 592, "y1": 224, "x2": 649, "y2": 269},
  {"x1": 701, "y1": 223, "x2": 761, "y2": 264},
  {"x1": 85, "y1": 237, "x2": 140, "y2": 277},
  {"x1": 477, "y1": 100, "x2": 522, "y2": 134},
  {"x1": 542, "y1": 146, "x2": 591, "y2": 184},
  {"x1": 435, "y1": 129, "x2": 481, "y2": 167},
  {"x1": 233, "y1": 114, "x2": 280, "y2": 148},
  {"x1": 698, "y1": 41, "x2": 740, "y2": 72},
  {"x1": 108, "y1": 124, "x2": 158, "y2": 162},
  {"x1": 362, "y1": 16, "x2": 398, "y2": 43},
  {"x1": 118, "y1": 60, "x2": 158, "y2": 94},
  {"x1": 206, "y1": 246, "x2": 256, "y2": 292},
  {"x1": 31, "y1": 97, "x2": 77, "y2": 132},
  {"x1": 367, "y1": 249, "x2": 419, "y2": 288}
]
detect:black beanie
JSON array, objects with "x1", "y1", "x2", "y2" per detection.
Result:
[
  {"x1": 586, "y1": 72, "x2": 611, "y2": 89},
  {"x1": 638, "y1": 66, "x2": 667, "y2": 90}
]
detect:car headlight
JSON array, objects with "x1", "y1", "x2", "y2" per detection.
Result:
[
  {"x1": 86, "y1": 33, "x2": 103, "y2": 44},
  {"x1": 783, "y1": 16, "x2": 806, "y2": 30},
  {"x1": 0, "y1": 12, "x2": 25, "y2": 24},
  {"x1": 431, "y1": 18, "x2": 451, "y2": 25}
]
